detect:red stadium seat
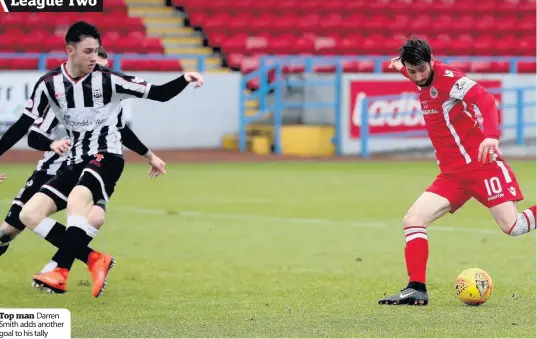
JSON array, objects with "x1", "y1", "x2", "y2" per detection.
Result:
[
  {"x1": 381, "y1": 60, "x2": 398, "y2": 73},
  {"x1": 468, "y1": 62, "x2": 498, "y2": 73},
  {"x1": 121, "y1": 59, "x2": 183, "y2": 72},
  {"x1": 0, "y1": 59, "x2": 11, "y2": 69},
  {"x1": 245, "y1": 36, "x2": 269, "y2": 54},
  {"x1": 143, "y1": 39, "x2": 165, "y2": 54},
  {"x1": 518, "y1": 61, "x2": 537, "y2": 73},
  {"x1": 475, "y1": 15, "x2": 496, "y2": 33},
  {"x1": 240, "y1": 56, "x2": 260, "y2": 74},
  {"x1": 226, "y1": 53, "x2": 244, "y2": 69},
  {"x1": 517, "y1": 37, "x2": 536, "y2": 56},
  {"x1": 449, "y1": 61, "x2": 471, "y2": 72},
  {"x1": 356, "y1": 61, "x2": 375, "y2": 73},
  {"x1": 46, "y1": 58, "x2": 66, "y2": 70},
  {"x1": 11, "y1": 58, "x2": 39, "y2": 70},
  {"x1": 283, "y1": 64, "x2": 306, "y2": 74}
]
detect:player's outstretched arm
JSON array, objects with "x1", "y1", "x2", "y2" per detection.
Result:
[
  {"x1": 146, "y1": 72, "x2": 204, "y2": 102},
  {"x1": 0, "y1": 115, "x2": 35, "y2": 157},
  {"x1": 113, "y1": 71, "x2": 204, "y2": 103}
]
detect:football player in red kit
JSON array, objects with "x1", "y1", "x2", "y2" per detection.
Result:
[{"x1": 379, "y1": 38, "x2": 536, "y2": 306}]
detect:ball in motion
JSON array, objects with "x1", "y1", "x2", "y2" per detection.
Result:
[{"x1": 456, "y1": 268, "x2": 493, "y2": 306}]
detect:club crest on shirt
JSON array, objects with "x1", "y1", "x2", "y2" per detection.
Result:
[
  {"x1": 93, "y1": 89, "x2": 102, "y2": 99},
  {"x1": 455, "y1": 78, "x2": 468, "y2": 91},
  {"x1": 430, "y1": 86, "x2": 438, "y2": 98}
]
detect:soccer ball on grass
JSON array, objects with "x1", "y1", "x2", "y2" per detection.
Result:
[{"x1": 456, "y1": 268, "x2": 493, "y2": 306}]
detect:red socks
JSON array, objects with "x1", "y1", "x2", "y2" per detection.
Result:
[{"x1": 404, "y1": 226, "x2": 429, "y2": 284}]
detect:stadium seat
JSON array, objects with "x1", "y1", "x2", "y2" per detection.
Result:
[
  {"x1": 518, "y1": 61, "x2": 537, "y2": 73},
  {"x1": 46, "y1": 58, "x2": 67, "y2": 70},
  {"x1": 449, "y1": 61, "x2": 471, "y2": 72},
  {"x1": 0, "y1": 58, "x2": 39, "y2": 70},
  {"x1": 121, "y1": 59, "x2": 183, "y2": 72}
]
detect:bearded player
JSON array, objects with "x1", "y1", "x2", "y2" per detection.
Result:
[{"x1": 379, "y1": 38, "x2": 536, "y2": 306}]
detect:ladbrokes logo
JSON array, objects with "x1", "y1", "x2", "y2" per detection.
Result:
[
  {"x1": 349, "y1": 80, "x2": 425, "y2": 139},
  {"x1": 0, "y1": 0, "x2": 102, "y2": 12},
  {"x1": 62, "y1": 114, "x2": 106, "y2": 128},
  {"x1": 348, "y1": 79, "x2": 503, "y2": 139}
]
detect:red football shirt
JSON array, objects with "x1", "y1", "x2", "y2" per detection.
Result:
[{"x1": 400, "y1": 61, "x2": 500, "y2": 173}]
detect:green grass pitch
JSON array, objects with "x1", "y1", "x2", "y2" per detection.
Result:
[{"x1": 0, "y1": 160, "x2": 534, "y2": 338}]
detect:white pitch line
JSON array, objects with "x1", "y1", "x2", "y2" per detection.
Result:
[{"x1": 0, "y1": 200, "x2": 500, "y2": 235}]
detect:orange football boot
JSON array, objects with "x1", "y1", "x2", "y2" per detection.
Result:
[
  {"x1": 87, "y1": 251, "x2": 115, "y2": 298},
  {"x1": 32, "y1": 268, "x2": 69, "y2": 294}
]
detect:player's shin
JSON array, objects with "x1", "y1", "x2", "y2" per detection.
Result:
[
  {"x1": 404, "y1": 226, "x2": 429, "y2": 291},
  {"x1": 0, "y1": 229, "x2": 13, "y2": 257},
  {"x1": 0, "y1": 222, "x2": 22, "y2": 257},
  {"x1": 51, "y1": 186, "x2": 99, "y2": 269},
  {"x1": 508, "y1": 205, "x2": 536, "y2": 236},
  {"x1": 50, "y1": 216, "x2": 98, "y2": 270},
  {"x1": 33, "y1": 218, "x2": 95, "y2": 270}
]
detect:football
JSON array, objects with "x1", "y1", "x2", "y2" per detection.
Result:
[{"x1": 456, "y1": 268, "x2": 493, "y2": 306}]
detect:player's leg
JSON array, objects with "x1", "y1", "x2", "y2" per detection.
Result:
[
  {"x1": 0, "y1": 222, "x2": 23, "y2": 257},
  {"x1": 35, "y1": 153, "x2": 123, "y2": 297},
  {"x1": 379, "y1": 174, "x2": 471, "y2": 306},
  {"x1": 0, "y1": 171, "x2": 50, "y2": 256},
  {"x1": 37, "y1": 204, "x2": 106, "y2": 275},
  {"x1": 13, "y1": 172, "x2": 68, "y2": 255},
  {"x1": 23, "y1": 165, "x2": 96, "y2": 293},
  {"x1": 87, "y1": 202, "x2": 107, "y2": 230},
  {"x1": 468, "y1": 160, "x2": 535, "y2": 236},
  {"x1": 68, "y1": 203, "x2": 107, "y2": 266},
  {"x1": 491, "y1": 202, "x2": 536, "y2": 236},
  {"x1": 0, "y1": 193, "x2": 30, "y2": 257}
]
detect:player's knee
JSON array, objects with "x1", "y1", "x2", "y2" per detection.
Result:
[
  {"x1": 19, "y1": 206, "x2": 42, "y2": 229},
  {"x1": 68, "y1": 186, "x2": 93, "y2": 204},
  {"x1": 67, "y1": 186, "x2": 94, "y2": 213},
  {"x1": 402, "y1": 211, "x2": 428, "y2": 228},
  {"x1": 20, "y1": 193, "x2": 56, "y2": 230},
  {"x1": 497, "y1": 216, "x2": 516, "y2": 235},
  {"x1": 87, "y1": 208, "x2": 106, "y2": 229}
]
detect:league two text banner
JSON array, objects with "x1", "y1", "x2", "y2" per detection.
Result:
[{"x1": 0, "y1": 0, "x2": 103, "y2": 12}]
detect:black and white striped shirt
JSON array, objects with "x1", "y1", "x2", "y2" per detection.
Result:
[
  {"x1": 31, "y1": 105, "x2": 128, "y2": 175},
  {"x1": 24, "y1": 63, "x2": 151, "y2": 164}
]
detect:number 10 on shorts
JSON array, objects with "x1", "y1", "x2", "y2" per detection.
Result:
[{"x1": 484, "y1": 177, "x2": 502, "y2": 196}]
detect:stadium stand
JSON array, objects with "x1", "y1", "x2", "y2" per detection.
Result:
[
  {"x1": 0, "y1": 0, "x2": 226, "y2": 72},
  {"x1": 0, "y1": 0, "x2": 534, "y2": 76},
  {"x1": 174, "y1": 0, "x2": 536, "y2": 75}
]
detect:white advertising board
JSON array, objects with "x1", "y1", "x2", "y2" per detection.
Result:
[{"x1": 340, "y1": 73, "x2": 536, "y2": 155}]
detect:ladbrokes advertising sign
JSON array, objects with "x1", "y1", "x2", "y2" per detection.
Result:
[{"x1": 348, "y1": 79, "x2": 503, "y2": 139}]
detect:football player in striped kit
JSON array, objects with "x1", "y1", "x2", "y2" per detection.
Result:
[{"x1": 0, "y1": 46, "x2": 168, "y2": 298}]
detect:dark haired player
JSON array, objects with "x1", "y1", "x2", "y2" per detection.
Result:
[
  {"x1": 0, "y1": 21, "x2": 203, "y2": 297},
  {"x1": 0, "y1": 43, "x2": 167, "y2": 297},
  {"x1": 379, "y1": 38, "x2": 536, "y2": 306}
]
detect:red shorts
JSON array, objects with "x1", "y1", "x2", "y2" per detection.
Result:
[{"x1": 426, "y1": 160, "x2": 524, "y2": 213}]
